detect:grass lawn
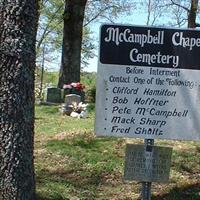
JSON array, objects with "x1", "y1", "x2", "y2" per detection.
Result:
[{"x1": 35, "y1": 104, "x2": 200, "y2": 200}]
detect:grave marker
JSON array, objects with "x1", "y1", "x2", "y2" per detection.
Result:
[{"x1": 46, "y1": 87, "x2": 62, "y2": 103}]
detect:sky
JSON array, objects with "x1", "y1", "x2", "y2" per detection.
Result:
[
  {"x1": 44, "y1": 11, "x2": 148, "y2": 72},
  {"x1": 86, "y1": 12, "x2": 148, "y2": 72}
]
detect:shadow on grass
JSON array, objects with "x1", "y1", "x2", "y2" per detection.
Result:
[
  {"x1": 152, "y1": 182, "x2": 200, "y2": 200},
  {"x1": 35, "y1": 117, "x2": 44, "y2": 120},
  {"x1": 36, "y1": 167, "x2": 119, "y2": 200},
  {"x1": 36, "y1": 137, "x2": 124, "y2": 199},
  {"x1": 39, "y1": 138, "x2": 200, "y2": 199},
  {"x1": 36, "y1": 194, "x2": 61, "y2": 200},
  {"x1": 36, "y1": 195, "x2": 66, "y2": 200},
  {"x1": 35, "y1": 104, "x2": 59, "y2": 114},
  {"x1": 36, "y1": 169, "x2": 200, "y2": 200},
  {"x1": 47, "y1": 136, "x2": 123, "y2": 150}
]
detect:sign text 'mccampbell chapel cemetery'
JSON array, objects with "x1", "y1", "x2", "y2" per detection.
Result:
[{"x1": 95, "y1": 24, "x2": 200, "y2": 140}]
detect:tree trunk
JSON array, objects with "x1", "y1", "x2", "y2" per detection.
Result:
[
  {"x1": 58, "y1": 0, "x2": 87, "y2": 88},
  {"x1": 188, "y1": 0, "x2": 198, "y2": 28},
  {"x1": 0, "y1": 0, "x2": 38, "y2": 199}
]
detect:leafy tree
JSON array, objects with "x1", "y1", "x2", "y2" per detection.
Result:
[
  {"x1": 36, "y1": 0, "x2": 134, "y2": 88},
  {"x1": 57, "y1": 0, "x2": 88, "y2": 88},
  {"x1": 36, "y1": 0, "x2": 94, "y2": 69},
  {"x1": 37, "y1": 0, "x2": 200, "y2": 87},
  {"x1": 85, "y1": 0, "x2": 132, "y2": 25},
  {"x1": 36, "y1": 0, "x2": 63, "y2": 60},
  {"x1": 36, "y1": 0, "x2": 95, "y2": 91},
  {"x1": 0, "y1": 0, "x2": 38, "y2": 199},
  {"x1": 57, "y1": 0, "x2": 134, "y2": 88}
]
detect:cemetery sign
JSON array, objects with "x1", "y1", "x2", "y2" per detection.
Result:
[{"x1": 95, "y1": 24, "x2": 200, "y2": 140}]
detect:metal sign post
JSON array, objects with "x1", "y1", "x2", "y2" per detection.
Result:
[{"x1": 141, "y1": 139, "x2": 154, "y2": 200}]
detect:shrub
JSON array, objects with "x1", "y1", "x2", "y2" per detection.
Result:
[{"x1": 86, "y1": 86, "x2": 96, "y2": 103}]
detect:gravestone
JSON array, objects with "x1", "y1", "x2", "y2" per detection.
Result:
[
  {"x1": 63, "y1": 88, "x2": 85, "y2": 102},
  {"x1": 65, "y1": 94, "x2": 81, "y2": 106},
  {"x1": 46, "y1": 87, "x2": 62, "y2": 103}
]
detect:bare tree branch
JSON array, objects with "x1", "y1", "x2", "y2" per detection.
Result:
[
  {"x1": 146, "y1": 0, "x2": 151, "y2": 25},
  {"x1": 195, "y1": 22, "x2": 200, "y2": 27},
  {"x1": 36, "y1": 5, "x2": 63, "y2": 50},
  {"x1": 170, "y1": 0, "x2": 190, "y2": 12},
  {"x1": 83, "y1": 5, "x2": 117, "y2": 27}
]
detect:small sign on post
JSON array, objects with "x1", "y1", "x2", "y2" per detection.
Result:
[{"x1": 124, "y1": 144, "x2": 172, "y2": 183}]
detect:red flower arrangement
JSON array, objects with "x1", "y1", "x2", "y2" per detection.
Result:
[{"x1": 63, "y1": 82, "x2": 85, "y2": 91}]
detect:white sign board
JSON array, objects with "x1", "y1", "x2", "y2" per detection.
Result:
[{"x1": 95, "y1": 24, "x2": 200, "y2": 140}]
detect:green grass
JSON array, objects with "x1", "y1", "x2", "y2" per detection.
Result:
[
  {"x1": 35, "y1": 105, "x2": 94, "y2": 137},
  {"x1": 35, "y1": 105, "x2": 200, "y2": 200}
]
